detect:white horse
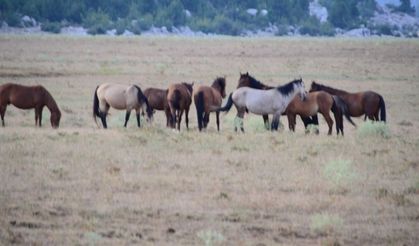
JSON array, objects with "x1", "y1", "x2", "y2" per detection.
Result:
[
  {"x1": 218, "y1": 79, "x2": 307, "y2": 132},
  {"x1": 93, "y1": 83, "x2": 153, "y2": 129}
]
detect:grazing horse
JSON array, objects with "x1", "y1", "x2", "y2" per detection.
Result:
[
  {"x1": 93, "y1": 83, "x2": 153, "y2": 129},
  {"x1": 0, "y1": 83, "x2": 61, "y2": 128},
  {"x1": 194, "y1": 77, "x2": 226, "y2": 131},
  {"x1": 310, "y1": 81, "x2": 386, "y2": 122},
  {"x1": 143, "y1": 87, "x2": 171, "y2": 127},
  {"x1": 285, "y1": 91, "x2": 355, "y2": 135},
  {"x1": 237, "y1": 72, "x2": 274, "y2": 129},
  {"x1": 218, "y1": 79, "x2": 307, "y2": 132},
  {"x1": 167, "y1": 82, "x2": 194, "y2": 130}
]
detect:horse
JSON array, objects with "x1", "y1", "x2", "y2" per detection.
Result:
[
  {"x1": 310, "y1": 81, "x2": 386, "y2": 122},
  {"x1": 285, "y1": 91, "x2": 355, "y2": 135},
  {"x1": 237, "y1": 72, "x2": 274, "y2": 129},
  {"x1": 93, "y1": 83, "x2": 153, "y2": 129},
  {"x1": 194, "y1": 77, "x2": 226, "y2": 131},
  {"x1": 218, "y1": 79, "x2": 307, "y2": 132},
  {"x1": 167, "y1": 82, "x2": 194, "y2": 130},
  {"x1": 143, "y1": 87, "x2": 171, "y2": 127},
  {"x1": 0, "y1": 83, "x2": 61, "y2": 128}
]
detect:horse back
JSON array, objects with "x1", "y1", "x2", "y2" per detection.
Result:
[
  {"x1": 144, "y1": 87, "x2": 167, "y2": 110},
  {"x1": 1, "y1": 83, "x2": 47, "y2": 109}
]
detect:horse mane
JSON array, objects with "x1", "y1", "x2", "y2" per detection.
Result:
[
  {"x1": 277, "y1": 79, "x2": 302, "y2": 96},
  {"x1": 212, "y1": 77, "x2": 226, "y2": 91},
  {"x1": 240, "y1": 73, "x2": 273, "y2": 90},
  {"x1": 312, "y1": 81, "x2": 348, "y2": 95}
]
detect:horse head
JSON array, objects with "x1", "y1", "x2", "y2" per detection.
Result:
[
  {"x1": 214, "y1": 77, "x2": 227, "y2": 98},
  {"x1": 309, "y1": 81, "x2": 320, "y2": 92},
  {"x1": 294, "y1": 78, "x2": 307, "y2": 101},
  {"x1": 50, "y1": 109, "x2": 61, "y2": 128}
]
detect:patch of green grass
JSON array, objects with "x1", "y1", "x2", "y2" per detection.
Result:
[
  {"x1": 197, "y1": 229, "x2": 224, "y2": 246},
  {"x1": 310, "y1": 213, "x2": 343, "y2": 235},
  {"x1": 357, "y1": 120, "x2": 390, "y2": 138},
  {"x1": 323, "y1": 159, "x2": 357, "y2": 191}
]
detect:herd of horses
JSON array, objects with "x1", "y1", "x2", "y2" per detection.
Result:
[{"x1": 0, "y1": 73, "x2": 386, "y2": 135}]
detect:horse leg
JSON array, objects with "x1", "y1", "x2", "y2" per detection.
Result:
[
  {"x1": 312, "y1": 114, "x2": 319, "y2": 134},
  {"x1": 136, "y1": 113, "x2": 141, "y2": 127},
  {"x1": 287, "y1": 113, "x2": 295, "y2": 132},
  {"x1": 216, "y1": 111, "x2": 220, "y2": 131},
  {"x1": 271, "y1": 114, "x2": 280, "y2": 131},
  {"x1": 203, "y1": 112, "x2": 210, "y2": 128},
  {"x1": 323, "y1": 112, "x2": 334, "y2": 135},
  {"x1": 124, "y1": 110, "x2": 131, "y2": 127},
  {"x1": 263, "y1": 115, "x2": 269, "y2": 130},
  {"x1": 38, "y1": 106, "x2": 44, "y2": 127},
  {"x1": 0, "y1": 105, "x2": 6, "y2": 127},
  {"x1": 185, "y1": 107, "x2": 190, "y2": 129},
  {"x1": 177, "y1": 110, "x2": 183, "y2": 131},
  {"x1": 34, "y1": 107, "x2": 40, "y2": 127}
]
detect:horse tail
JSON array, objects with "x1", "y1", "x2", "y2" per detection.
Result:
[
  {"x1": 217, "y1": 93, "x2": 233, "y2": 113},
  {"x1": 172, "y1": 89, "x2": 181, "y2": 110},
  {"x1": 378, "y1": 95, "x2": 386, "y2": 122},
  {"x1": 93, "y1": 86, "x2": 100, "y2": 127},
  {"x1": 134, "y1": 85, "x2": 152, "y2": 119},
  {"x1": 196, "y1": 91, "x2": 205, "y2": 131},
  {"x1": 332, "y1": 95, "x2": 356, "y2": 127}
]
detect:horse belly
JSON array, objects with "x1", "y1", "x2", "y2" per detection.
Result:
[{"x1": 10, "y1": 93, "x2": 36, "y2": 109}]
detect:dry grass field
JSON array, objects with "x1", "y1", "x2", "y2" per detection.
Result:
[{"x1": 0, "y1": 35, "x2": 419, "y2": 245}]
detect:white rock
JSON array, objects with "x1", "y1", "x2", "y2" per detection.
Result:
[
  {"x1": 246, "y1": 8, "x2": 258, "y2": 16},
  {"x1": 309, "y1": 0, "x2": 328, "y2": 23}
]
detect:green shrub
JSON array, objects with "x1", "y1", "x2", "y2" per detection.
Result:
[
  {"x1": 4, "y1": 13, "x2": 22, "y2": 27},
  {"x1": 114, "y1": 18, "x2": 128, "y2": 35},
  {"x1": 83, "y1": 10, "x2": 111, "y2": 35},
  {"x1": 299, "y1": 17, "x2": 335, "y2": 36},
  {"x1": 41, "y1": 21, "x2": 61, "y2": 33},
  {"x1": 323, "y1": 159, "x2": 356, "y2": 189},
  {"x1": 357, "y1": 120, "x2": 390, "y2": 138},
  {"x1": 275, "y1": 24, "x2": 289, "y2": 36},
  {"x1": 310, "y1": 213, "x2": 343, "y2": 234}
]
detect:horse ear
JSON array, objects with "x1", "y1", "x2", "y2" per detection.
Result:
[{"x1": 245, "y1": 72, "x2": 249, "y2": 76}]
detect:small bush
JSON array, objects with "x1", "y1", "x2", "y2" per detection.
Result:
[
  {"x1": 310, "y1": 213, "x2": 343, "y2": 234},
  {"x1": 299, "y1": 17, "x2": 335, "y2": 36},
  {"x1": 357, "y1": 121, "x2": 390, "y2": 138},
  {"x1": 323, "y1": 159, "x2": 356, "y2": 189},
  {"x1": 83, "y1": 10, "x2": 112, "y2": 35},
  {"x1": 197, "y1": 229, "x2": 224, "y2": 246},
  {"x1": 275, "y1": 24, "x2": 289, "y2": 36},
  {"x1": 41, "y1": 22, "x2": 61, "y2": 33},
  {"x1": 5, "y1": 13, "x2": 22, "y2": 27},
  {"x1": 114, "y1": 19, "x2": 128, "y2": 35}
]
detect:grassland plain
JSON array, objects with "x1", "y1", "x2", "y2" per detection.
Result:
[{"x1": 0, "y1": 35, "x2": 418, "y2": 245}]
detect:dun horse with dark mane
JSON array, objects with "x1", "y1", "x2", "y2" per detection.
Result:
[
  {"x1": 93, "y1": 83, "x2": 153, "y2": 129},
  {"x1": 310, "y1": 81, "x2": 386, "y2": 122},
  {"x1": 167, "y1": 82, "x2": 194, "y2": 130},
  {"x1": 0, "y1": 83, "x2": 61, "y2": 128},
  {"x1": 194, "y1": 77, "x2": 226, "y2": 131}
]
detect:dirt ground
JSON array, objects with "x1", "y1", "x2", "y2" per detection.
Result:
[{"x1": 0, "y1": 35, "x2": 418, "y2": 245}]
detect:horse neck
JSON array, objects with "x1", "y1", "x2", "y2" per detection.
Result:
[{"x1": 44, "y1": 90, "x2": 59, "y2": 114}]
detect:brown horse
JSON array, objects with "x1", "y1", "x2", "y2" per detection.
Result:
[
  {"x1": 194, "y1": 77, "x2": 226, "y2": 131},
  {"x1": 93, "y1": 83, "x2": 153, "y2": 129},
  {"x1": 167, "y1": 82, "x2": 194, "y2": 130},
  {"x1": 285, "y1": 91, "x2": 355, "y2": 135},
  {"x1": 310, "y1": 81, "x2": 386, "y2": 122},
  {"x1": 143, "y1": 87, "x2": 171, "y2": 127},
  {"x1": 237, "y1": 72, "x2": 274, "y2": 129},
  {"x1": 0, "y1": 83, "x2": 61, "y2": 128}
]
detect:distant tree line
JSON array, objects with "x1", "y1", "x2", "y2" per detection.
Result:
[{"x1": 0, "y1": 0, "x2": 415, "y2": 35}]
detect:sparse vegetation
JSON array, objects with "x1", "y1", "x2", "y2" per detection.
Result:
[
  {"x1": 357, "y1": 120, "x2": 390, "y2": 138},
  {"x1": 0, "y1": 36, "x2": 418, "y2": 244}
]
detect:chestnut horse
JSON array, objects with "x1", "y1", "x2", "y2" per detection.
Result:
[
  {"x1": 194, "y1": 77, "x2": 226, "y2": 131},
  {"x1": 285, "y1": 91, "x2": 355, "y2": 135},
  {"x1": 0, "y1": 83, "x2": 61, "y2": 128},
  {"x1": 167, "y1": 82, "x2": 194, "y2": 130},
  {"x1": 93, "y1": 83, "x2": 153, "y2": 129},
  {"x1": 310, "y1": 81, "x2": 386, "y2": 122},
  {"x1": 143, "y1": 87, "x2": 171, "y2": 127}
]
